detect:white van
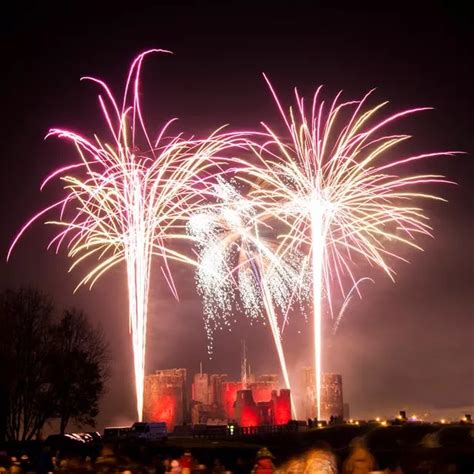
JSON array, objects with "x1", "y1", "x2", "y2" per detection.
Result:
[{"x1": 130, "y1": 422, "x2": 167, "y2": 441}]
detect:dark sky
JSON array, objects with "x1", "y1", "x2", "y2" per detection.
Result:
[{"x1": 1, "y1": 1, "x2": 473, "y2": 427}]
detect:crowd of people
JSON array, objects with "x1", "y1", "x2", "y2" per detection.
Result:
[
  {"x1": 1, "y1": 431, "x2": 469, "y2": 473},
  {"x1": 3, "y1": 436, "x2": 464, "y2": 474},
  {"x1": 254, "y1": 441, "x2": 404, "y2": 474}
]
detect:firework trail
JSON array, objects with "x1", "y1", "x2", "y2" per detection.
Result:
[
  {"x1": 8, "y1": 50, "x2": 233, "y2": 420},
  {"x1": 242, "y1": 77, "x2": 454, "y2": 419},
  {"x1": 187, "y1": 177, "x2": 307, "y2": 415}
]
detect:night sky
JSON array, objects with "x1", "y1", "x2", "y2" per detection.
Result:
[{"x1": 1, "y1": 1, "x2": 473, "y2": 428}]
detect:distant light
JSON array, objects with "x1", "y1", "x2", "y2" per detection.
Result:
[
  {"x1": 462, "y1": 416, "x2": 468, "y2": 422},
  {"x1": 440, "y1": 419, "x2": 446, "y2": 424},
  {"x1": 317, "y1": 422, "x2": 323, "y2": 428},
  {"x1": 355, "y1": 421, "x2": 360, "y2": 425},
  {"x1": 381, "y1": 421, "x2": 387, "y2": 426},
  {"x1": 375, "y1": 417, "x2": 381, "y2": 422},
  {"x1": 349, "y1": 419, "x2": 353, "y2": 424}
]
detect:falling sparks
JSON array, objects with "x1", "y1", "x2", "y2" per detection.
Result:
[
  {"x1": 241, "y1": 77, "x2": 455, "y2": 419},
  {"x1": 8, "y1": 50, "x2": 234, "y2": 421},
  {"x1": 8, "y1": 49, "x2": 455, "y2": 423},
  {"x1": 188, "y1": 177, "x2": 307, "y2": 415}
]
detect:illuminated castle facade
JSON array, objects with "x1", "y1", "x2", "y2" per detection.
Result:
[
  {"x1": 300, "y1": 368, "x2": 344, "y2": 420},
  {"x1": 143, "y1": 368, "x2": 187, "y2": 429},
  {"x1": 144, "y1": 368, "x2": 292, "y2": 428}
]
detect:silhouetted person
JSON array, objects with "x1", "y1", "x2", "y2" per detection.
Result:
[
  {"x1": 180, "y1": 450, "x2": 193, "y2": 474},
  {"x1": 95, "y1": 444, "x2": 118, "y2": 473},
  {"x1": 36, "y1": 446, "x2": 54, "y2": 474},
  {"x1": 212, "y1": 458, "x2": 225, "y2": 474},
  {"x1": 170, "y1": 459, "x2": 182, "y2": 474},
  {"x1": 275, "y1": 443, "x2": 337, "y2": 474},
  {"x1": 163, "y1": 457, "x2": 172, "y2": 473},
  {"x1": 343, "y1": 437, "x2": 376, "y2": 474},
  {"x1": 251, "y1": 447, "x2": 274, "y2": 474},
  {"x1": 0, "y1": 450, "x2": 10, "y2": 473}
]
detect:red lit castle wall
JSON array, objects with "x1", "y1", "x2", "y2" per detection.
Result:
[
  {"x1": 146, "y1": 393, "x2": 177, "y2": 429},
  {"x1": 143, "y1": 369, "x2": 187, "y2": 430},
  {"x1": 273, "y1": 389, "x2": 291, "y2": 425},
  {"x1": 233, "y1": 388, "x2": 291, "y2": 427},
  {"x1": 209, "y1": 374, "x2": 227, "y2": 405},
  {"x1": 249, "y1": 381, "x2": 277, "y2": 403},
  {"x1": 234, "y1": 390, "x2": 260, "y2": 427},
  {"x1": 221, "y1": 377, "x2": 279, "y2": 420},
  {"x1": 192, "y1": 373, "x2": 210, "y2": 404},
  {"x1": 221, "y1": 381, "x2": 243, "y2": 419}
]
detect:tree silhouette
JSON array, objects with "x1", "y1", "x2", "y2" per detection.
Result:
[
  {"x1": 0, "y1": 288, "x2": 109, "y2": 440},
  {"x1": 0, "y1": 288, "x2": 54, "y2": 440},
  {"x1": 50, "y1": 309, "x2": 109, "y2": 434}
]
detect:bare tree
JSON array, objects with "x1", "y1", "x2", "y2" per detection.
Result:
[
  {"x1": 0, "y1": 288, "x2": 55, "y2": 441},
  {"x1": 49, "y1": 309, "x2": 109, "y2": 434},
  {"x1": 0, "y1": 289, "x2": 110, "y2": 440}
]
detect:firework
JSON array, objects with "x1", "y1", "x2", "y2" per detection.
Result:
[
  {"x1": 242, "y1": 78, "x2": 454, "y2": 419},
  {"x1": 8, "y1": 50, "x2": 233, "y2": 420},
  {"x1": 188, "y1": 177, "x2": 307, "y2": 415}
]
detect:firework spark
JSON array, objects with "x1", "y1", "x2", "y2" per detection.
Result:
[
  {"x1": 8, "y1": 50, "x2": 232, "y2": 420},
  {"x1": 188, "y1": 177, "x2": 307, "y2": 415},
  {"x1": 242, "y1": 78, "x2": 454, "y2": 419}
]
